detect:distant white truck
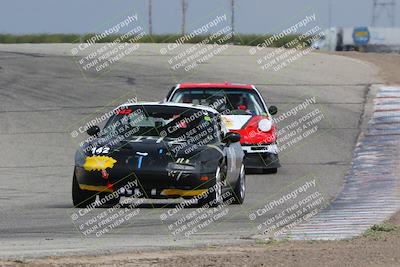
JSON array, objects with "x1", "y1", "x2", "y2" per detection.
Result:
[{"x1": 312, "y1": 27, "x2": 400, "y2": 52}]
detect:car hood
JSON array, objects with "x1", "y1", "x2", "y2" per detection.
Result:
[
  {"x1": 221, "y1": 115, "x2": 252, "y2": 130},
  {"x1": 76, "y1": 136, "x2": 222, "y2": 172}
]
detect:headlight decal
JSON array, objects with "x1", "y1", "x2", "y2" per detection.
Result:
[{"x1": 83, "y1": 156, "x2": 117, "y2": 171}]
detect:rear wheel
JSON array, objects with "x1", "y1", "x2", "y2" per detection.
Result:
[
  {"x1": 198, "y1": 165, "x2": 224, "y2": 207},
  {"x1": 72, "y1": 173, "x2": 97, "y2": 208},
  {"x1": 232, "y1": 164, "x2": 246, "y2": 204}
]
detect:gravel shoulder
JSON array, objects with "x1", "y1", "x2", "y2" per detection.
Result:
[
  {"x1": 3, "y1": 213, "x2": 400, "y2": 267},
  {"x1": 335, "y1": 51, "x2": 400, "y2": 85}
]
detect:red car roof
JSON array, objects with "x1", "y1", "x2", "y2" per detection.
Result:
[{"x1": 178, "y1": 83, "x2": 254, "y2": 90}]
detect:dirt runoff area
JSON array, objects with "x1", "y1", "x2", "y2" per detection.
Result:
[
  {"x1": 336, "y1": 51, "x2": 400, "y2": 85},
  {"x1": 1, "y1": 213, "x2": 398, "y2": 267},
  {"x1": 2, "y1": 51, "x2": 400, "y2": 267}
]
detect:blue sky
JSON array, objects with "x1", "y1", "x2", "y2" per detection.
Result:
[{"x1": 0, "y1": 0, "x2": 397, "y2": 34}]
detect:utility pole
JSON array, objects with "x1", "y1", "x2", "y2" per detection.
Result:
[
  {"x1": 372, "y1": 0, "x2": 396, "y2": 26},
  {"x1": 328, "y1": 0, "x2": 332, "y2": 51},
  {"x1": 231, "y1": 0, "x2": 235, "y2": 35},
  {"x1": 328, "y1": 0, "x2": 332, "y2": 30},
  {"x1": 181, "y1": 0, "x2": 188, "y2": 35},
  {"x1": 148, "y1": 0, "x2": 153, "y2": 35}
]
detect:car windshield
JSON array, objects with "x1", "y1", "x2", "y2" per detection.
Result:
[
  {"x1": 101, "y1": 105, "x2": 220, "y2": 144},
  {"x1": 170, "y1": 88, "x2": 267, "y2": 115}
]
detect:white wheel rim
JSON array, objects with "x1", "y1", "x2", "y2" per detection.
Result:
[
  {"x1": 239, "y1": 164, "x2": 245, "y2": 199},
  {"x1": 215, "y1": 167, "x2": 222, "y2": 203}
]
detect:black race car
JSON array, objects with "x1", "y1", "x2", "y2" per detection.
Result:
[{"x1": 73, "y1": 103, "x2": 245, "y2": 208}]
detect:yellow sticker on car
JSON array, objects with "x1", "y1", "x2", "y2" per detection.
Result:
[{"x1": 83, "y1": 156, "x2": 117, "y2": 171}]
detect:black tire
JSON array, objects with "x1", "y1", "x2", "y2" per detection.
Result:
[
  {"x1": 232, "y1": 164, "x2": 246, "y2": 204},
  {"x1": 198, "y1": 165, "x2": 224, "y2": 207},
  {"x1": 72, "y1": 173, "x2": 97, "y2": 208}
]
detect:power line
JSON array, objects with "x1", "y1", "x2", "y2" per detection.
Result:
[{"x1": 372, "y1": 0, "x2": 396, "y2": 26}]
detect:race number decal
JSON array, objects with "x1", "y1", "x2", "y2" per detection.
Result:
[{"x1": 91, "y1": 146, "x2": 110, "y2": 155}]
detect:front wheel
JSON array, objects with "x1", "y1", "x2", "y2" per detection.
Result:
[
  {"x1": 232, "y1": 164, "x2": 246, "y2": 204},
  {"x1": 198, "y1": 165, "x2": 224, "y2": 207},
  {"x1": 72, "y1": 173, "x2": 97, "y2": 208}
]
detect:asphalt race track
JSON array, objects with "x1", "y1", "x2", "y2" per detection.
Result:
[{"x1": 0, "y1": 44, "x2": 379, "y2": 258}]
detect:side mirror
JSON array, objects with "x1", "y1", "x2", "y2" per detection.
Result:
[
  {"x1": 223, "y1": 132, "x2": 241, "y2": 145},
  {"x1": 268, "y1": 106, "x2": 278, "y2": 115},
  {"x1": 87, "y1": 126, "x2": 100, "y2": 136}
]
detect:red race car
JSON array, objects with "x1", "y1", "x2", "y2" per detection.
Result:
[{"x1": 165, "y1": 82, "x2": 280, "y2": 173}]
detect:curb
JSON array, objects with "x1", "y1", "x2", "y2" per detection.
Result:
[{"x1": 280, "y1": 86, "x2": 400, "y2": 240}]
